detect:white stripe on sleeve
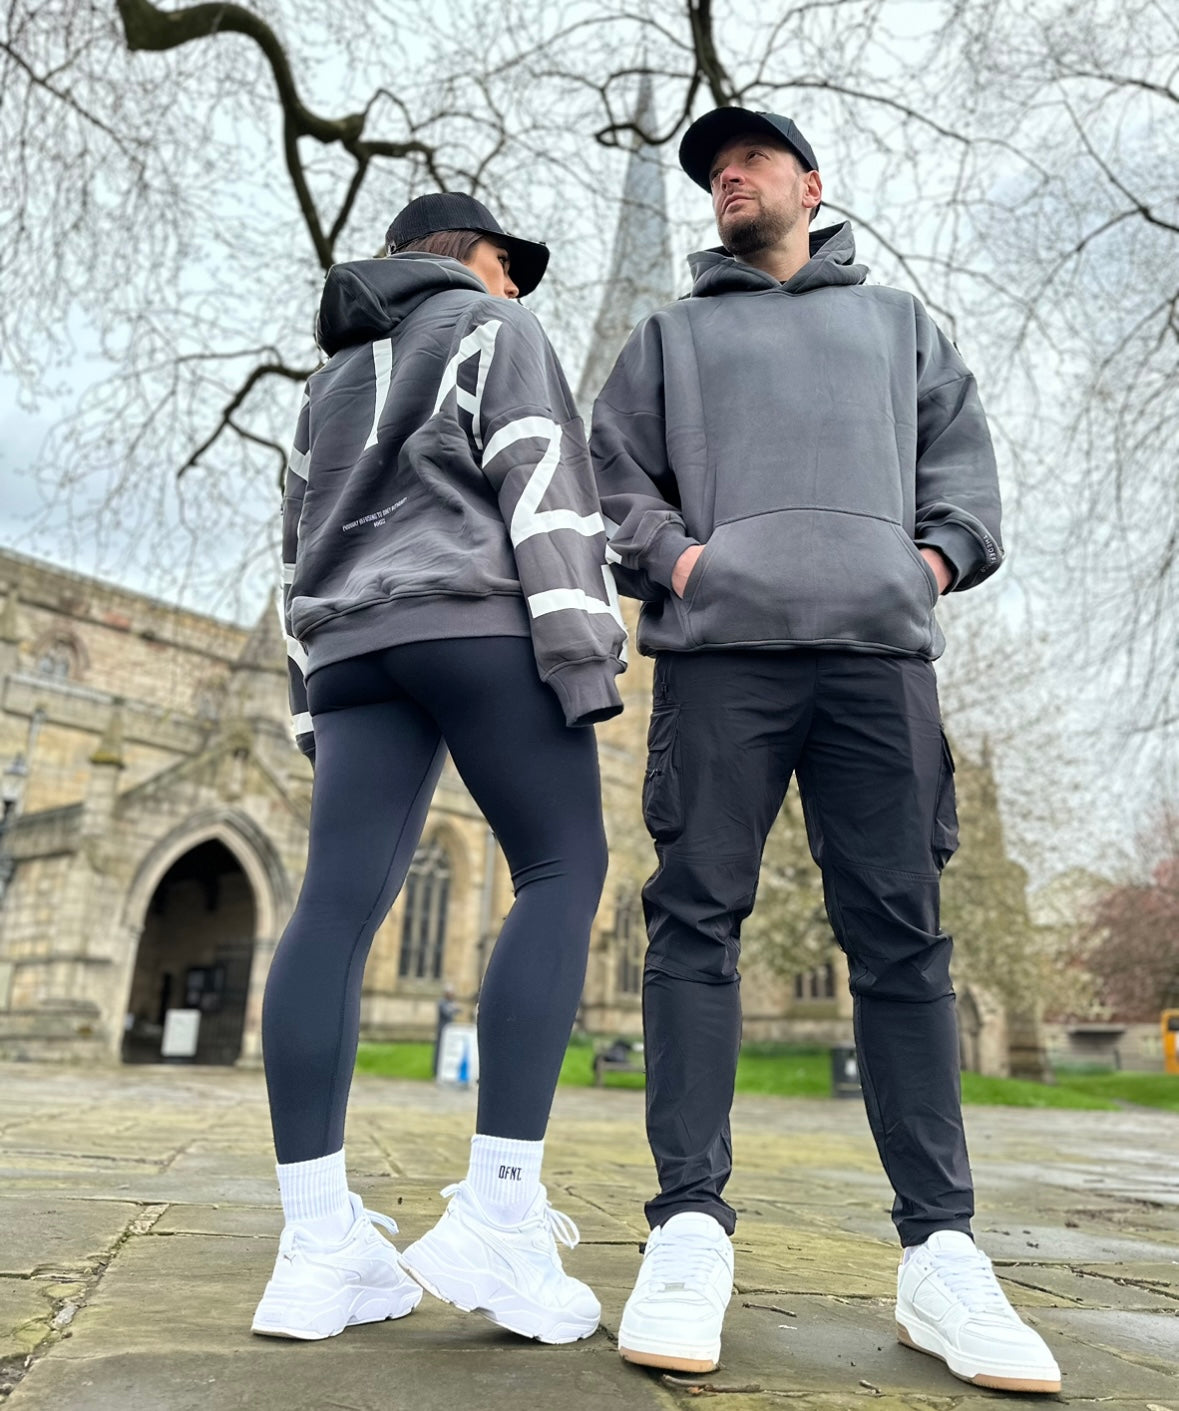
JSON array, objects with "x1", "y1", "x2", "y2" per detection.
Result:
[{"x1": 526, "y1": 588, "x2": 618, "y2": 619}]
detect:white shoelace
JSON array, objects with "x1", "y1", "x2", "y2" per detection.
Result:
[
  {"x1": 644, "y1": 1230, "x2": 727, "y2": 1291},
  {"x1": 440, "y1": 1183, "x2": 581, "y2": 1250},
  {"x1": 932, "y1": 1247, "x2": 1011, "y2": 1315},
  {"x1": 365, "y1": 1209, "x2": 400, "y2": 1239},
  {"x1": 280, "y1": 1206, "x2": 398, "y2": 1258}
]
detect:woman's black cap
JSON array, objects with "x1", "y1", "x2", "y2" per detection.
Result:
[
  {"x1": 385, "y1": 193, "x2": 550, "y2": 297},
  {"x1": 679, "y1": 108, "x2": 818, "y2": 190}
]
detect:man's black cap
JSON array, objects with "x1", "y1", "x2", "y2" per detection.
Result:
[
  {"x1": 679, "y1": 108, "x2": 818, "y2": 190},
  {"x1": 385, "y1": 192, "x2": 550, "y2": 297}
]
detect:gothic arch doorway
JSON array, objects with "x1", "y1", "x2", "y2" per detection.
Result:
[
  {"x1": 122, "y1": 839, "x2": 257, "y2": 1065},
  {"x1": 958, "y1": 986, "x2": 983, "y2": 1074}
]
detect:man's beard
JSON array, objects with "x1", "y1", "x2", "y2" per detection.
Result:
[{"x1": 720, "y1": 199, "x2": 798, "y2": 257}]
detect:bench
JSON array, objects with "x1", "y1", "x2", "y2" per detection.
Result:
[{"x1": 593, "y1": 1039, "x2": 645, "y2": 1086}]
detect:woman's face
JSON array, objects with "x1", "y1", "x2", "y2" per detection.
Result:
[{"x1": 464, "y1": 238, "x2": 519, "y2": 299}]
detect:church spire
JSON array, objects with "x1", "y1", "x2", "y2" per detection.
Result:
[{"x1": 576, "y1": 70, "x2": 677, "y2": 418}]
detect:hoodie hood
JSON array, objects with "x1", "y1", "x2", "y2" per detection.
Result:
[
  {"x1": 316, "y1": 252, "x2": 488, "y2": 356},
  {"x1": 687, "y1": 220, "x2": 868, "y2": 298}
]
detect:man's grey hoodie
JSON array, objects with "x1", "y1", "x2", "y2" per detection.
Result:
[
  {"x1": 282, "y1": 253, "x2": 626, "y2": 757},
  {"x1": 591, "y1": 222, "x2": 1002, "y2": 659}
]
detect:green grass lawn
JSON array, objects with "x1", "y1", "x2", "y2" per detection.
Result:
[
  {"x1": 355, "y1": 1040, "x2": 1178, "y2": 1111},
  {"x1": 1052, "y1": 1068, "x2": 1179, "y2": 1112}
]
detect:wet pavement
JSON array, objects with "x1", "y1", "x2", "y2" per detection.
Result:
[{"x1": 0, "y1": 1062, "x2": 1176, "y2": 1410}]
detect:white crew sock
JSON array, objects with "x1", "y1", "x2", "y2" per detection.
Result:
[
  {"x1": 466, "y1": 1134, "x2": 544, "y2": 1226},
  {"x1": 276, "y1": 1148, "x2": 354, "y2": 1244}
]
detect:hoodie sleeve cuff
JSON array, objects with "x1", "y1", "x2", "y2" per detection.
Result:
[
  {"x1": 644, "y1": 519, "x2": 701, "y2": 592},
  {"x1": 547, "y1": 659, "x2": 625, "y2": 728},
  {"x1": 915, "y1": 522, "x2": 981, "y2": 593}
]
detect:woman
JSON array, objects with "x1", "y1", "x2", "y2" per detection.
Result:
[{"x1": 251, "y1": 193, "x2": 626, "y2": 1345}]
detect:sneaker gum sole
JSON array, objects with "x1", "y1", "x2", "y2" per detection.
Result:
[
  {"x1": 619, "y1": 1345, "x2": 719, "y2": 1374},
  {"x1": 897, "y1": 1321, "x2": 1062, "y2": 1394},
  {"x1": 401, "y1": 1257, "x2": 597, "y2": 1346}
]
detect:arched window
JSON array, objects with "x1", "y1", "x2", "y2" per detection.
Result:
[
  {"x1": 399, "y1": 839, "x2": 451, "y2": 981},
  {"x1": 793, "y1": 958, "x2": 838, "y2": 1004},
  {"x1": 193, "y1": 677, "x2": 226, "y2": 723},
  {"x1": 615, "y1": 889, "x2": 644, "y2": 996},
  {"x1": 34, "y1": 634, "x2": 83, "y2": 681}
]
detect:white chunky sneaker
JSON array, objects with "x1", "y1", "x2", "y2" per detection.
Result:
[
  {"x1": 897, "y1": 1230, "x2": 1062, "y2": 1392},
  {"x1": 618, "y1": 1212, "x2": 734, "y2": 1373},
  {"x1": 398, "y1": 1181, "x2": 600, "y2": 1344},
  {"x1": 251, "y1": 1193, "x2": 422, "y2": 1340}
]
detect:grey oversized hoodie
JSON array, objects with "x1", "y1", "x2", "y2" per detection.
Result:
[
  {"x1": 283, "y1": 253, "x2": 626, "y2": 756},
  {"x1": 591, "y1": 222, "x2": 1002, "y2": 659}
]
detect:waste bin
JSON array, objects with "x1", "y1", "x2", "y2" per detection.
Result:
[{"x1": 830, "y1": 1044, "x2": 861, "y2": 1098}]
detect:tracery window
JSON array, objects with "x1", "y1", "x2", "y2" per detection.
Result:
[
  {"x1": 34, "y1": 635, "x2": 81, "y2": 680},
  {"x1": 793, "y1": 960, "x2": 836, "y2": 1002},
  {"x1": 398, "y1": 839, "x2": 451, "y2": 981},
  {"x1": 615, "y1": 889, "x2": 645, "y2": 996}
]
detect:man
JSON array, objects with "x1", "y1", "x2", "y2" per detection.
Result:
[
  {"x1": 591, "y1": 109, "x2": 1061, "y2": 1394},
  {"x1": 433, "y1": 984, "x2": 460, "y2": 1077}
]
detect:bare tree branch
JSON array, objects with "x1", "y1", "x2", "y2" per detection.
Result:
[{"x1": 179, "y1": 361, "x2": 313, "y2": 479}]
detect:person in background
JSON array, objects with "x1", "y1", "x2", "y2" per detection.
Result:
[{"x1": 433, "y1": 984, "x2": 461, "y2": 1076}]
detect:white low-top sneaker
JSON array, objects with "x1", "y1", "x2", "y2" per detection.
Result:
[
  {"x1": 251, "y1": 1193, "x2": 422, "y2": 1340},
  {"x1": 398, "y1": 1181, "x2": 600, "y2": 1344},
  {"x1": 897, "y1": 1230, "x2": 1062, "y2": 1392},
  {"x1": 618, "y1": 1211, "x2": 734, "y2": 1373}
]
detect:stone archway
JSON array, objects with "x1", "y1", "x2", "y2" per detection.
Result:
[
  {"x1": 122, "y1": 839, "x2": 258, "y2": 1065},
  {"x1": 120, "y1": 812, "x2": 292, "y2": 1066},
  {"x1": 958, "y1": 986, "x2": 983, "y2": 1074}
]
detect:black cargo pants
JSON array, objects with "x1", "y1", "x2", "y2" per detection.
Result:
[{"x1": 640, "y1": 649, "x2": 972, "y2": 1247}]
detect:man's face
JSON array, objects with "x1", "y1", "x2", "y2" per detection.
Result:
[{"x1": 709, "y1": 134, "x2": 816, "y2": 256}]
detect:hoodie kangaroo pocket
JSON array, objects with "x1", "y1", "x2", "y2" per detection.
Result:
[{"x1": 684, "y1": 508, "x2": 937, "y2": 654}]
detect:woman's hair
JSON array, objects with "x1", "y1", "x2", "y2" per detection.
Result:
[{"x1": 389, "y1": 228, "x2": 484, "y2": 262}]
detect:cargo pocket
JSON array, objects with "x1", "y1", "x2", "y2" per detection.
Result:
[
  {"x1": 642, "y1": 706, "x2": 683, "y2": 842},
  {"x1": 932, "y1": 730, "x2": 959, "y2": 871}
]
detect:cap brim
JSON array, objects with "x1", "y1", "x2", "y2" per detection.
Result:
[
  {"x1": 679, "y1": 108, "x2": 812, "y2": 190},
  {"x1": 490, "y1": 233, "x2": 549, "y2": 298}
]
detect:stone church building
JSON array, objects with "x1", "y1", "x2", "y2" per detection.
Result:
[
  {"x1": 0, "y1": 83, "x2": 853, "y2": 1067},
  {"x1": 0, "y1": 547, "x2": 841, "y2": 1066}
]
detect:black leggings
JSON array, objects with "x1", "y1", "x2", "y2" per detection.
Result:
[{"x1": 262, "y1": 636, "x2": 607, "y2": 1164}]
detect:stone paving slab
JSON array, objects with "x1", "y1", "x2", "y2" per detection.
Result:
[
  {"x1": 998, "y1": 1261, "x2": 1179, "y2": 1311},
  {"x1": 1034, "y1": 1307, "x2": 1179, "y2": 1372},
  {"x1": 0, "y1": 1198, "x2": 139, "y2": 1278},
  {"x1": 4, "y1": 1347, "x2": 681, "y2": 1411},
  {"x1": 1, "y1": 1064, "x2": 1177, "y2": 1410},
  {"x1": 0, "y1": 1284, "x2": 57, "y2": 1364}
]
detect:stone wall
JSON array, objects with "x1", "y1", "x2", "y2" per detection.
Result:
[{"x1": 0, "y1": 548, "x2": 944, "y2": 1067}]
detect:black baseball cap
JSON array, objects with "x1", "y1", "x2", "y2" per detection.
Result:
[
  {"x1": 679, "y1": 108, "x2": 818, "y2": 190},
  {"x1": 385, "y1": 193, "x2": 550, "y2": 297}
]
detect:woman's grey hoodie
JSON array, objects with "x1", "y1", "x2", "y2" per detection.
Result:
[
  {"x1": 282, "y1": 253, "x2": 627, "y2": 756},
  {"x1": 591, "y1": 222, "x2": 1002, "y2": 660}
]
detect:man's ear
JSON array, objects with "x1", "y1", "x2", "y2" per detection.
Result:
[{"x1": 803, "y1": 170, "x2": 823, "y2": 219}]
